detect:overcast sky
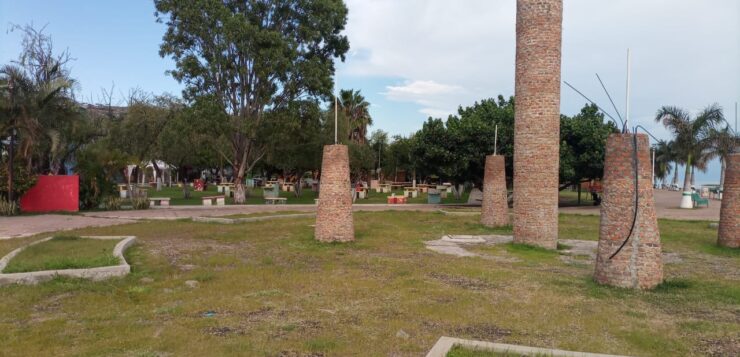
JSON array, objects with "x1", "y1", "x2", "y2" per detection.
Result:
[{"x1": 1, "y1": 0, "x2": 738, "y2": 183}]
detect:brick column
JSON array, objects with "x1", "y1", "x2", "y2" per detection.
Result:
[
  {"x1": 481, "y1": 155, "x2": 510, "y2": 227},
  {"x1": 718, "y1": 153, "x2": 739, "y2": 248},
  {"x1": 513, "y1": 0, "x2": 562, "y2": 249},
  {"x1": 595, "y1": 134, "x2": 663, "y2": 289},
  {"x1": 315, "y1": 145, "x2": 354, "y2": 242}
]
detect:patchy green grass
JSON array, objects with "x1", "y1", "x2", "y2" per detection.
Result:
[
  {"x1": 2, "y1": 235, "x2": 121, "y2": 273},
  {"x1": 446, "y1": 345, "x2": 508, "y2": 356},
  {"x1": 0, "y1": 212, "x2": 736, "y2": 356},
  {"x1": 149, "y1": 186, "x2": 469, "y2": 205}
]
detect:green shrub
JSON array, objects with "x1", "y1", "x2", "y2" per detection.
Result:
[
  {"x1": 0, "y1": 196, "x2": 18, "y2": 216},
  {"x1": 103, "y1": 196, "x2": 122, "y2": 211},
  {"x1": 131, "y1": 197, "x2": 150, "y2": 210}
]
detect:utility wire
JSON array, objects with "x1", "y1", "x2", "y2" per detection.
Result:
[
  {"x1": 563, "y1": 81, "x2": 625, "y2": 129},
  {"x1": 595, "y1": 73, "x2": 624, "y2": 123}
]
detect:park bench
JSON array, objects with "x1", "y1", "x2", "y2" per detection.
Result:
[
  {"x1": 148, "y1": 197, "x2": 171, "y2": 207},
  {"x1": 265, "y1": 197, "x2": 287, "y2": 205},
  {"x1": 202, "y1": 195, "x2": 226, "y2": 206},
  {"x1": 403, "y1": 187, "x2": 418, "y2": 198},
  {"x1": 691, "y1": 193, "x2": 709, "y2": 208}
]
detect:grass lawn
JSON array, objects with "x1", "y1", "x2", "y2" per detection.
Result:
[
  {"x1": 2, "y1": 235, "x2": 122, "y2": 274},
  {"x1": 146, "y1": 185, "x2": 470, "y2": 205},
  {"x1": 446, "y1": 345, "x2": 518, "y2": 356},
  {"x1": 0, "y1": 213, "x2": 737, "y2": 356}
]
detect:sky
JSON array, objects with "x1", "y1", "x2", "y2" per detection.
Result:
[{"x1": 1, "y1": 0, "x2": 738, "y2": 184}]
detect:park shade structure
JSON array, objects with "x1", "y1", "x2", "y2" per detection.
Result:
[
  {"x1": 717, "y1": 152, "x2": 739, "y2": 248},
  {"x1": 481, "y1": 155, "x2": 510, "y2": 227},
  {"x1": 314, "y1": 144, "x2": 355, "y2": 242},
  {"x1": 595, "y1": 133, "x2": 663, "y2": 289},
  {"x1": 512, "y1": 0, "x2": 563, "y2": 249}
]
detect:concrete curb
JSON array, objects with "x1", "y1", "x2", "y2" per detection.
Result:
[
  {"x1": 426, "y1": 336, "x2": 630, "y2": 357},
  {"x1": 192, "y1": 213, "x2": 316, "y2": 224},
  {"x1": 0, "y1": 236, "x2": 136, "y2": 286},
  {"x1": 437, "y1": 209, "x2": 480, "y2": 216}
]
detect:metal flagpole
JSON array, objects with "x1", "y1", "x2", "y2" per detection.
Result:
[
  {"x1": 652, "y1": 146, "x2": 655, "y2": 187},
  {"x1": 334, "y1": 95, "x2": 338, "y2": 144},
  {"x1": 625, "y1": 48, "x2": 631, "y2": 131},
  {"x1": 494, "y1": 125, "x2": 498, "y2": 155}
]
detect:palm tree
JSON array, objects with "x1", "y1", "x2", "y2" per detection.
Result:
[
  {"x1": 339, "y1": 89, "x2": 372, "y2": 144},
  {"x1": 653, "y1": 140, "x2": 676, "y2": 187},
  {"x1": 708, "y1": 126, "x2": 740, "y2": 189},
  {"x1": 655, "y1": 104, "x2": 724, "y2": 208}
]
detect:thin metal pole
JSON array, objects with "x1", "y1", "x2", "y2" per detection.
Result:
[
  {"x1": 625, "y1": 48, "x2": 631, "y2": 130},
  {"x1": 652, "y1": 146, "x2": 655, "y2": 188},
  {"x1": 494, "y1": 125, "x2": 498, "y2": 155},
  {"x1": 378, "y1": 142, "x2": 381, "y2": 180},
  {"x1": 334, "y1": 95, "x2": 338, "y2": 144},
  {"x1": 735, "y1": 101, "x2": 737, "y2": 133}
]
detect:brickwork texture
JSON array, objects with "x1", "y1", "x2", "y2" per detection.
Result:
[
  {"x1": 512, "y1": 0, "x2": 563, "y2": 249},
  {"x1": 315, "y1": 145, "x2": 354, "y2": 242},
  {"x1": 595, "y1": 134, "x2": 663, "y2": 289},
  {"x1": 481, "y1": 155, "x2": 510, "y2": 227},
  {"x1": 718, "y1": 153, "x2": 739, "y2": 248}
]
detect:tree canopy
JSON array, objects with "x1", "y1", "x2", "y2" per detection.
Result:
[{"x1": 154, "y1": 0, "x2": 350, "y2": 202}]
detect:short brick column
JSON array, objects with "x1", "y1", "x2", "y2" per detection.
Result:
[
  {"x1": 718, "y1": 153, "x2": 739, "y2": 248},
  {"x1": 512, "y1": 0, "x2": 563, "y2": 249},
  {"x1": 595, "y1": 133, "x2": 663, "y2": 289},
  {"x1": 315, "y1": 145, "x2": 354, "y2": 242},
  {"x1": 481, "y1": 155, "x2": 510, "y2": 227}
]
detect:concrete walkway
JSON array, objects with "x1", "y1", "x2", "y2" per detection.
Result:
[
  {"x1": 560, "y1": 189, "x2": 720, "y2": 221},
  {"x1": 0, "y1": 190, "x2": 720, "y2": 239}
]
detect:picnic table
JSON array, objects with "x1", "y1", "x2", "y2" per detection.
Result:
[
  {"x1": 377, "y1": 184, "x2": 391, "y2": 193},
  {"x1": 403, "y1": 187, "x2": 419, "y2": 198},
  {"x1": 202, "y1": 195, "x2": 225, "y2": 206},
  {"x1": 265, "y1": 197, "x2": 287, "y2": 205},
  {"x1": 148, "y1": 197, "x2": 171, "y2": 207},
  {"x1": 216, "y1": 183, "x2": 235, "y2": 196}
]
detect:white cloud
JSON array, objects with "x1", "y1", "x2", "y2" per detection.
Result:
[
  {"x1": 383, "y1": 79, "x2": 462, "y2": 116},
  {"x1": 340, "y1": 0, "x2": 739, "y2": 134}
]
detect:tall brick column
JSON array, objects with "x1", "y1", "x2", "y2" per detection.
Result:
[
  {"x1": 315, "y1": 145, "x2": 354, "y2": 242},
  {"x1": 595, "y1": 134, "x2": 663, "y2": 289},
  {"x1": 718, "y1": 153, "x2": 739, "y2": 248},
  {"x1": 481, "y1": 155, "x2": 510, "y2": 227},
  {"x1": 513, "y1": 0, "x2": 563, "y2": 249}
]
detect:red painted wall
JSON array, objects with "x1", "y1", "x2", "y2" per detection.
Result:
[{"x1": 20, "y1": 175, "x2": 79, "y2": 213}]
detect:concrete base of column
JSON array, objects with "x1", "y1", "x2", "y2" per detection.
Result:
[
  {"x1": 315, "y1": 145, "x2": 354, "y2": 243},
  {"x1": 594, "y1": 133, "x2": 663, "y2": 289},
  {"x1": 718, "y1": 153, "x2": 739, "y2": 248},
  {"x1": 481, "y1": 155, "x2": 510, "y2": 228},
  {"x1": 679, "y1": 192, "x2": 693, "y2": 209}
]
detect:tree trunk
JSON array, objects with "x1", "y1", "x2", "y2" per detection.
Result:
[
  {"x1": 672, "y1": 162, "x2": 679, "y2": 187},
  {"x1": 682, "y1": 155, "x2": 692, "y2": 192},
  {"x1": 720, "y1": 158, "x2": 726, "y2": 188}
]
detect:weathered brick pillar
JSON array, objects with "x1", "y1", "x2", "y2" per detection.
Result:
[
  {"x1": 595, "y1": 134, "x2": 663, "y2": 289},
  {"x1": 315, "y1": 145, "x2": 354, "y2": 242},
  {"x1": 512, "y1": 0, "x2": 562, "y2": 249},
  {"x1": 718, "y1": 153, "x2": 739, "y2": 248},
  {"x1": 481, "y1": 155, "x2": 510, "y2": 227}
]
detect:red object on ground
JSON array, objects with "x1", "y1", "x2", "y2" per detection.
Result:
[
  {"x1": 387, "y1": 196, "x2": 397, "y2": 204},
  {"x1": 194, "y1": 179, "x2": 206, "y2": 191},
  {"x1": 20, "y1": 175, "x2": 79, "y2": 213}
]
